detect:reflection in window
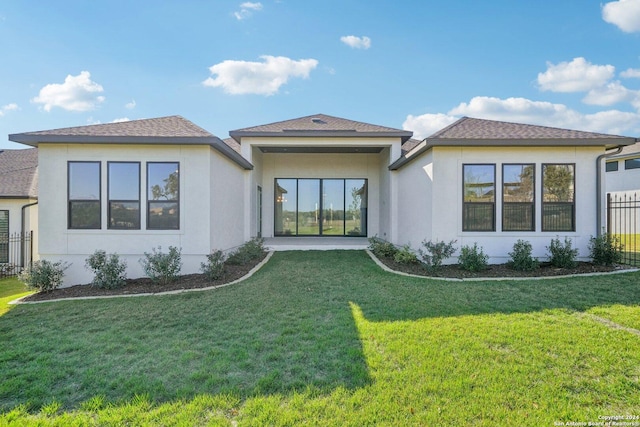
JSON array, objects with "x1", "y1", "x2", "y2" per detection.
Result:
[
  {"x1": 68, "y1": 162, "x2": 101, "y2": 229},
  {"x1": 147, "y1": 162, "x2": 179, "y2": 230},
  {"x1": 108, "y1": 162, "x2": 140, "y2": 229},
  {"x1": 297, "y1": 179, "x2": 320, "y2": 235},
  {"x1": 625, "y1": 158, "x2": 640, "y2": 170},
  {"x1": 606, "y1": 161, "x2": 618, "y2": 172},
  {"x1": 502, "y1": 164, "x2": 535, "y2": 231},
  {"x1": 542, "y1": 164, "x2": 575, "y2": 232},
  {"x1": 322, "y1": 179, "x2": 345, "y2": 235},
  {"x1": 275, "y1": 179, "x2": 297, "y2": 236},
  {"x1": 346, "y1": 179, "x2": 367, "y2": 236},
  {"x1": 463, "y1": 164, "x2": 495, "y2": 231}
]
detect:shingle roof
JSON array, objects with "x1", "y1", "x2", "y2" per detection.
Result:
[
  {"x1": 0, "y1": 148, "x2": 38, "y2": 198},
  {"x1": 401, "y1": 138, "x2": 423, "y2": 155},
  {"x1": 222, "y1": 137, "x2": 241, "y2": 154},
  {"x1": 9, "y1": 116, "x2": 253, "y2": 170},
  {"x1": 430, "y1": 116, "x2": 629, "y2": 140},
  {"x1": 230, "y1": 113, "x2": 413, "y2": 143},
  {"x1": 609, "y1": 141, "x2": 640, "y2": 159}
]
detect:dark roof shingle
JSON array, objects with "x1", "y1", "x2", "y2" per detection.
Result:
[{"x1": 0, "y1": 148, "x2": 38, "y2": 198}]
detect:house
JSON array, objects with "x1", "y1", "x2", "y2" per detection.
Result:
[
  {"x1": 0, "y1": 148, "x2": 38, "y2": 270},
  {"x1": 8, "y1": 114, "x2": 637, "y2": 286},
  {"x1": 605, "y1": 141, "x2": 640, "y2": 194}
]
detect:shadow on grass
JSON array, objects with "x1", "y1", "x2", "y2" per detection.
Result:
[{"x1": 1, "y1": 250, "x2": 640, "y2": 413}]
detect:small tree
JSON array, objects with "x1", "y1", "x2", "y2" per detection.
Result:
[{"x1": 419, "y1": 239, "x2": 457, "y2": 271}]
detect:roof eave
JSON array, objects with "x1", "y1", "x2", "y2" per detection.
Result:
[
  {"x1": 229, "y1": 130, "x2": 414, "y2": 144},
  {"x1": 425, "y1": 137, "x2": 638, "y2": 148}
]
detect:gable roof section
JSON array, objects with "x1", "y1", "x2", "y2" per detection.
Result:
[
  {"x1": 9, "y1": 116, "x2": 253, "y2": 170},
  {"x1": 229, "y1": 113, "x2": 413, "y2": 143},
  {"x1": 390, "y1": 117, "x2": 638, "y2": 170},
  {"x1": 0, "y1": 148, "x2": 38, "y2": 198}
]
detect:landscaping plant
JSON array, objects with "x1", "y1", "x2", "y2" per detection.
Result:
[
  {"x1": 226, "y1": 238, "x2": 265, "y2": 265},
  {"x1": 547, "y1": 237, "x2": 578, "y2": 268},
  {"x1": 367, "y1": 236, "x2": 398, "y2": 258},
  {"x1": 589, "y1": 233, "x2": 624, "y2": 266},
  {"x1": 458, "y1": 243, "x2": 489, "y2": 272},
  {"x1": 507, "y1": 239, "x2": 539, "y2": 271},
  {"x1": 85, "y1": 250, "x2": 127, "y2": 289},
  {"x1": 18, "y1": 259, "x2": 69, "y2": 292},
  {"x1": 201, "y1": 250, "x2": 226, "y2": 280},
  {"x1": 419, "y1": 239, "x2": 457, "y2": 271},
  {"x1": 139, "y1": 246, "x2": 182, "y2": 285},
  {"x1": 393, "y1": 244, "x2": 419, "y2": 264}
]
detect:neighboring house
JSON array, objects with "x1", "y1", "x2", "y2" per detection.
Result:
[
  {"x1": 605, "y1": 141, "x2": 640, "y2": 194},
  {"x1": 8, "y1": 114, "x2": 637, "y2": 285}
]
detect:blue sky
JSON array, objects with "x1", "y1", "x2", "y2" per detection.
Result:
[{"x1": 1, "y1": 0, "x2": 640, "y2": 149}]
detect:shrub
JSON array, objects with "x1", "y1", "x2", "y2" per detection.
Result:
[
  {"x1": 201, "y1": 250, "x2": 226, "y2": 280},
  {"x1": 367, "y1": 236, "x2": 398, "y2": 258},
  {"x1": 85, "y1": 250, "x2": 127, "y2": 289},
  {"x1": 458, "y1": 243, "x2": 489, "y2": 272},
  {"x1": 393, "y1": 245, "x2": 419, "y2": 264},
  {"x1": 589, "y1": 233, "x2": 624, "y2": 266},
  {"x1": 507, "y1": 240, "x2": 539, "y2": 271},
  {"x1": 226, "y1": 238, "x2": 265, "y2": 265},
  {"x1": 419, "y1": 239, "x2": 457, "y2": 271},
  {"x1": 139, "y1": 246, "x2": 182, "y2": 285},
  {"x1": 547, "y1": 237, "x2": 578, "y2": 268},
  {"x1": 19, "y1": 260, "x2": 69, "y2": 292}
]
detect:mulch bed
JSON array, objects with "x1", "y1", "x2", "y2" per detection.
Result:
[
  {"x1": 374, "y1": 254, "x2": 630, "y2": 279},
  {"x1": 21, "y1": 252, "x2": 268, "y2": 303}
]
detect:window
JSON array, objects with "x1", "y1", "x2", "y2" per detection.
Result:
[
  {"x1": 463, "y1": 164, "x2": 495, "y2": 231},
  {"x1": 147, "y1": 162, "x2": 179, "y2": 229},
  {"x1": 606, "y1": 161, "x2": 619, "y2": 172},
  {"x1": 0, "y1": 210, "x2": 8, "y2": 263},
  {"x1": 68, "y1": 161, "x2": 101, "y2": 229},
  {"x1": 502, "y1": 164, "x2": 535, "y2": 231},
  {"x1": 542, "y1": 164, "x2": 575, "y2": 232},
  {"x1": 625, "y1": 158, "x2": 640, "y2": 170},
  {"x1": 108, "y1": 162, "x2": 140, "y2": 229}
]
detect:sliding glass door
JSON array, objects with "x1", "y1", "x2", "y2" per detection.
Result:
[{"x1": 274, "y1": 178, "x2": 367, "y2": 236}]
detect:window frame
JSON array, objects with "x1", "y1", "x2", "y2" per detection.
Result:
[
  {"x1": 541, "y1": 163, "x2": 576, "y2": 232},
  {"x1": 68, "y1": 161, "x2": 102, "y2": 230},
  {"x1": 108, "y1": 161, "x2": 141, "y2": 230},
  {"x1": 502, "y1": 163, "x2": 535, "y2": 232},
  {"x1": 462, "y1": 163, "x2": 496, "y2": 232},
  {"x1": 624, "y1": 158, "x2": 640, "y2": 170},
  {"x1": 605, "y1": 161, "x2": 619, "y2": 172},
  {"x1": 146, "y1": 161, "x2": 180, "y2": 230}
]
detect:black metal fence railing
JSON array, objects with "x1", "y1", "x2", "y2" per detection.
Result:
[
  {"x1": 0, "y1": 231, "x2": 33, "y2": 279},
  {"x1": 607, "y1": 193, "x2": 639, "y2": 266}
]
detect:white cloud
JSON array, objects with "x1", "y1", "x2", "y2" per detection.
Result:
[
  {"x1": 538, "y1": 57, "x2": 615, "y2": 92},
  {"x1": 112, "y1": 117, "x2": 130, "y2": 123},
  {"x1": 602, "y1": 0, "x2": 640, "y2": 33},
  {"x1": 582, "y1": 81, "x2": 638, "y2": 106},
  {"x1": 340, "y1": 35, "x2": 371, "y2": 49},
  {"x1": 234, "y1": 2, "x2": 263, "y2": 20},
  {"x1": 32, "y1": 71, "x2": 105, "y2": 112},
  {"x1": 403, "y1": 113, "x2": 458, "y2": 139},
  {"x1": 404, "y1": 96, "x2": 640, "y2": 139},
  {"x1": 621, "y1": 68, "x2": 640, "y2": 78},
  {"x1": 203, "y1": 55, "x2": 319, "y2": 95},
  {"x1": 125, "y1": 99, "x2": 136, "y2": 109},
  {"x1": 0, "y1": 103, "x2": 19, "y2": 116}
]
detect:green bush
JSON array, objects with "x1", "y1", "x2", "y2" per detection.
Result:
[
  {"x1": 547, "y1": 237, "x2": 578, "y2": 268},
  {"x1": 507, "y1": 240, "x2": 539, "y2": 271},
  {"x1": 85, "y1": 250, "x2": 127, "y2": 289},
  {"x1": 589, "y1": 233, "x2": 624, "y2": 266},
  {"x1": 419, "y1": 239, "x2": 457, "y2": 271},
  {"x1": 458, "y1": 243, "x2": 489, "y2": 272},
  {"x1": 226, "y1": 238, "x2": 266, "y2": 265},
  {"x1": 19, "y1": 260, "x2": 69, "y2": 292},
  {"x1": 139, "y1": 246, "x2": 182, "y2": 285},
  {"x1": 393, "y1": 245, "x2": 419, "y2": 264},
  {"x1": 367, "y1": 236, "x2": 398, "y2": 258},
  {"x1": 201, "y1": 250, "x2": 226, "y2": 280}
]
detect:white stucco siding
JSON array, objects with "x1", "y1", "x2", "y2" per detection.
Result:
[
  {"x1": 248, "y1": 147, "x2": 264, "y2": 239},
  {"x1": 378, "y1": 148, "x2": 392, "y2": 241},
  {"x1": 400, "y1": 145, "x2": 602, "y2": 263},
  {"x1": 606, "y1": 159, "x2": 640, "y2": 193},
  {"x1": 37, "y1": 143, "x2": 216, "y2": 286},
  {"x1": 395, "y1": 150, "x2": 433, "y2": 247},
  {"x1": 260, "y1": 152, "x2": 382, "y2": 237}
]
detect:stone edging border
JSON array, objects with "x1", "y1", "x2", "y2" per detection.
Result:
[
  {"x1": 9, "y1": 251, "x2": 275, "y2": 305},
  {"x1": 366, "y1": 249, "x2": 640, "y2": 282}
]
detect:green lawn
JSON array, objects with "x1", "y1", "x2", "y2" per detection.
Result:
[
  {"x1": 1, "y1": 251, "x2": 640, "y2": 425},
  {"x1": 0, "y1": 276, "x2": 32, "y2": 316}
]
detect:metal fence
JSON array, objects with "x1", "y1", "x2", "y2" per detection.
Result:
[
  {"x1": 607, "y1": 193, "x2": 639, "y2": 266},
  {"x1": 0, "y1": 231, "x2": 33, "y2": 278}
]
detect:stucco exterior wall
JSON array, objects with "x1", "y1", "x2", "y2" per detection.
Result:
[
  {"x1": 605, "y1": 158, "x2": 640, "y2": 193},
  {"x1": 0, "y1": 198, "x2": 38, "y2": 266},
  {"x1": 395, "y1": 150, "x2": 433, "y2": 247},
  {"x1": 37, "y1": 143, "x2": 244, "y2": 286},
  {"x1": 397, "y1": 145, "x2": 603, "y2": 263}
]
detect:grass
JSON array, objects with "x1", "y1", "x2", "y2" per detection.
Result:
[
  {"x1": 0, "y1": 276, "x2": 32, "y2": 316},
  {"x1": 1, "y1": 251, "x2": 640, "y2": 425}
]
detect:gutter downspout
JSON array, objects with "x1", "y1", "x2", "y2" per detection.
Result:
[
  {"x1": 596, "y1": 146, "x2": 624, "y2": 236},
  {"x1": 20, "y1": 201, "x2": 37, "y2": 267}
]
